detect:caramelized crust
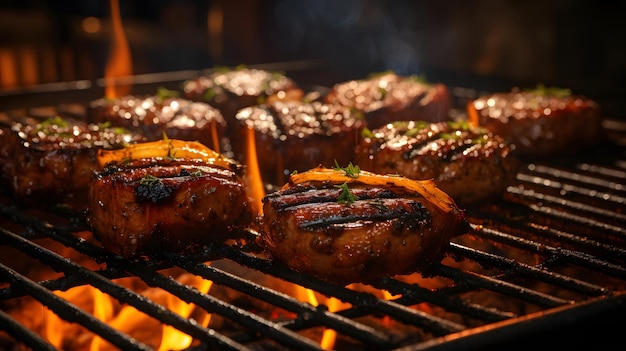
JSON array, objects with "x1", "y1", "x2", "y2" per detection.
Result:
[
  {"x1": 0, "y1": 117, "x2": 144, "y2": 209},
  {"x1": 183, "y1": 68, "x2": 302, "y2": 137},
  {"x1": 234, "y1": 100, "x2": 365, "y2": 185},
  {"x1": 87, "y1": 158, "x2": 254, "y2": 257},
  {"x1": 261, "y1": 171, "x2": 469, "y2": 285},
  {"x1": 355, "y1": 121, "x2": 520, "y2": 206},
  {"x1": 467, "y1": 88, "x2": 605, "y2": 157},
  {"x1": 87, "y1": 95, "x2": 226, "y2": 152},
  {"x1": 325, "y1": 72, "x2": 452, "y2": 129}
]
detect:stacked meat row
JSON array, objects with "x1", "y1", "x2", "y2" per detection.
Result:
[{"x1": 0, "y1": 66, "x2": 606, "y2": 285}]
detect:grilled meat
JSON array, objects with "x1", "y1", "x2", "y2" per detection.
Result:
[
  {"x1": 234, "y1": 100, "x2": 365, "y2": 185},
  {"x1": 183, "y1": 67, "x2": 303, "y2": 137},
  {"x1": 260, "y1": 166, "x2": 470, "y2": 285},
  {"x1": 324, "y1": 72, "x2": 452, "y2": 129},
  {"x1": 355, "y1": 120, "x2": 520, "y2": 206},
  {"x1": 87, "y1": 139, "x2": 255, "y2": 257},
  {"x1": 87, "y1": 92, "x2": 226, "y2": 152},
  {"x1": 0, "y1": 116, "x2": 144, "y2": 209},
  {"x1": 467, "y1": 85, "x2": 605, "y2": 157}
]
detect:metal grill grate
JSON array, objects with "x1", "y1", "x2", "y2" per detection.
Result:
[{"x1": 1, "y1": 72, "x2": 626, "y2": 350}]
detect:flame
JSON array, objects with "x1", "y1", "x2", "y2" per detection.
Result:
[
  {"x1": 105, "y1": 0, "x2": 133, "y2": 98},
  {"x1": 294, "y1": 285, "x2": 352, "y2": 350},
  {"x1": 157, "y1": 273, "x2": 213, "y2": 351},
  {"x1": 244, "y1": 126, "x2": 265, "y2": 215},
  {"x1": 40, "y1": 268, "x2": 213, "y2": 351}
]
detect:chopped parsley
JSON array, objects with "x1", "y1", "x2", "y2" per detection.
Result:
[
  {"x1": 407, "y1": 74, "x2": 430, "y2": 85},
  {"x1": 36, "y1": 116, "x2": 70, "y2": 133},
  {"x1": 156, "y1": 86, "x2": 180, "y2": 101},
  {"x1": 203, "y1": 87, "x2": 217, "y2": 102},
  {"x1": 525, "y1": 83, "x2": 572, "y2": 98},
  {"x1": 335, "y1": 182, "x2": 358, "y2": 205},
  {"x1": 139, "y1": 174, "x2": 161, "y2": 186},
  {"x1": 334, "y1": 160, "x2": 360, "y2": 178}
]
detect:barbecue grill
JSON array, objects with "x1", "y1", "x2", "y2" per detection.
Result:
[{"x1": 1, "y1": 65, "x2": 625, "y2": 351}]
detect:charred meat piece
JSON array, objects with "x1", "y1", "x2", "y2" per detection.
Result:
[
  {"x1": 87, "y1": 91, "x2": 226, "y2": 152},
  {"x1": 467, "y1": 85, "x2": 605, "y2": 158},
  {"x1": 325, "y1": 72, "x2": 452, "y2": 129},
  {"x1": 0, "y1": 116, "x2": 144, "y2": 209},
  {"x1": 234, "y1": 100, "x2": 365, "y2": 185},
  {"x1": 183, "y1": 67, "x2": 303, "y2": 136},
  {"x1": 261, "y1": 166, "x2": 470, "y2": 285},
  {"x1": 87, "y1": 139, "x2": 255, "y2": 257},
  {"x1": 355, "y1": 120, "x2": 520, "y2": 206}
]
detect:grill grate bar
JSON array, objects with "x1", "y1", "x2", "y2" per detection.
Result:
[
  {"x1": 507, "y1": 185, "x2": 626, "y2": 222},
  {"x1": 525, "y1": 163, "x2": 626, "y2": 192},
  {"x1": 467, "y1": 207, "x2": 626, "y2": 263},
  {"x1": 474, "y1": 227, "x2": 626, "y2": 279},
  {"x1": 435, "y1": 264, "x2": 571, "y2": 307},
  {"x1": 576, "y1": 162, "x2": 626, "y2": 180},
  {"x1": 0, "y1": 306, "x2": 63, "y2": 351},
  {"x1": 448, "y1": 242, "x2": 608, "y2": 296},
  {"x1": 165, "y1": 252, "x2": 392, "y2": 348},
  {"x1": 200, "y1": 243, "x2": 468, "y2": 336},
  {"x1": 0, "y1": 260, "x2": 151, "y2": 351},
  {"x1": 118, "y1": 257, "x2": 326, "y2": 351},
  {"x1": 0, "y1": 227, "x2": 249, "y2": 351},
  {"x1": 509, "y1": 200, "x2": 625, "y2": 238},
  {"x1": 371, "y1": 277, "x2": 515, "y2": 323},
  {"x1": 515, "y1": 173, "x2": 626, "y2": 205}
]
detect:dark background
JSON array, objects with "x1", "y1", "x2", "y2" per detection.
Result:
[{"x1": 0, "y1": 0, "x2": 624, "y2": 115}]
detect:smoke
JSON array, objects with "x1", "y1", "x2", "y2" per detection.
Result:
[{"x1": 269, "y1": 0, "x2": 422, "y2": 77}]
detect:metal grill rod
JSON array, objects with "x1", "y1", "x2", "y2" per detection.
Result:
[
  {"x1": 0, "y1": 260, "x2": 152, "y2": 351},
  {"x1": 448, "y1": 241, "x2": 608, "y2": 296},
  {"x1": 199, "y1": 243, "x2": 468, "y2": 336},
  {"x1": 0, "y1": 227, "x2": 249, "y2": 351},
  {"x1": 117, "y1": 257, "x2": 326, "y2": 351},
  {"x1": 165, "y1": 252, "x2": 392, "y2": 348},
  {"x1": 473, "y1": 226, "x2": 626, "y2": 279}
]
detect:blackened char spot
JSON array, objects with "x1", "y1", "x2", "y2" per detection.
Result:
[{"x1": 135, "y1": 181, "x2": 174, "y2": 203}]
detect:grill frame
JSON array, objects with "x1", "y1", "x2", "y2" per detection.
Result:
[{"x1": 1, "y1": 66, "x2": 625, "y2": 350}]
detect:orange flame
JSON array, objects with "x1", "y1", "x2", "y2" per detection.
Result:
[
  {"x1": 105, "y1": 0, "x2": 133, "y2": 98},
  {"x1": 244, "y1": 126, "x2": 265, "y2": 215},
  {"x1": 295, "y1": 285, "x2": 352, "y2": 350},
  {"x1": 41, "y1": 269, "x2": 213, "y2": 351}
]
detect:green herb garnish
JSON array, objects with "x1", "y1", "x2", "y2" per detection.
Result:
[
  {"x1": 203, "y1": 87, "x2": 217, "y2": 102},
  {"x1": 36, "y1": 116, "x2": 70, "y2": 131},
  {"x1": 408, "y1": 74, "x2": 430, "y2": 85},
  {"x1": 334, "y1": 160, "x2": 360, "y2": 178},
  {"x1": 156, "y1": 86, "x2": 180, "y2": 101},
  {"x1": 526, "y1": 83, "x2": 572, "y2": 98},
  {"x1": 139, "y1": 174, "x2": 161, "y2": 186},
  {"x1": 335, "y1": 182, "x2": 358, "y2": 205},
  {"x1": 361, "y1": 128, "x2": 374, "y2": 139}
]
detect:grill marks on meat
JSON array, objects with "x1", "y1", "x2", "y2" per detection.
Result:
[
  {"x1": 87, "y1": 95, "x2": 226, "y2": 151},
  {"x1": 261, "y1": 171, "x2": 470, "y2": 285},
  {"x1": 234, "y1": 100, "x2": 365, "y2": 185},
  {"x1": 0, "y1": 116, "x2": 144, "y2": 209},
  {"x1": 272, "y1": 187, "x2": 431, "y2": 231},
  {"x1": 183, "y1": 68, "x2": 303, "y2": 138},
  {"x1": 325, "y1": 72, "x2": 452, "y2": 129},
  {"x1": 467, "y1": 87, "x2": 605, "y2": 157},
  {"x1": 87, "y1": 158, "x2": 254, "y2": 257},
  {"x1": 355, "y1": 121, "x2": 520, "y2": 206}
]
